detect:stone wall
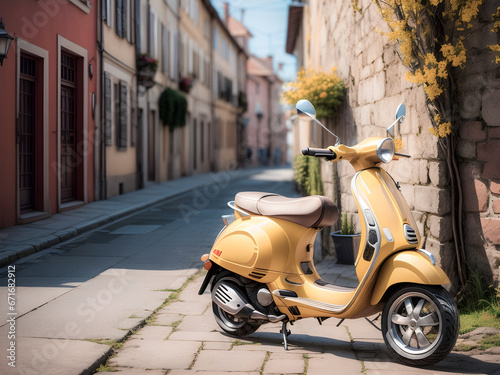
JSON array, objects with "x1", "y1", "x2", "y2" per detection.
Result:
[
  {"x1": 457, "y1": 0, "x2": 500, "y2": 283},
  {"x1": 301, "y1": 0, "x2": 500, "y2": 286}
]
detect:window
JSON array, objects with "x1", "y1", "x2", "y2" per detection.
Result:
[
  {"x1": 60, "y1": 52, "x2": 78, "y2": 203},
  {"x1": 104, "y1": 74, "x2": 112, "y2": 146},
  {"x1": 162, "y1": 24, "x2": 170, "y2": 74},
  {"x1": 102, "y1": 0, "x2": 111, "y2": 26},
  {"x1": 117, "y1": 80, "x2": 128, "y2": 149},
  {"x1": 135, "y1": 0, "x2": 141, "y2": 53},
  {"x1": 148, "y1": 8, "x2": 156, "y2": 57},
  {"x1": 116, "y1": 0, "x2": 128, "y2": 39},
  {"x1": 19, "y1": 55, "x2": 37, "y2": 212},
  {"x1": 213, "y1": 25, "x2": 218, "y2": 51},
  {"x1": 173, "y1": 32, "x2": 179, "y2": 80}
]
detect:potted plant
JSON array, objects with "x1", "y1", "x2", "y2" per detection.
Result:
[
  {"x1": 179, "y1": 75, "x2": 194, "y2": 93},
  {"x1": 330, "y1": 213, "x2": 361, "y2": 265},
  {"x1": 136, "y1": 53, "x2": 158, "y2": 89}
]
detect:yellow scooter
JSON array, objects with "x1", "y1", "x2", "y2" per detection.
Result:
[{"x1": 198, "y1": 99, "x2": 459, "y2": 366}]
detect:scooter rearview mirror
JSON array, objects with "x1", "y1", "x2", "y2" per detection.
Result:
[
  {"x1": 296, "y1": 99, "x2": 316, "y2": 119},
  {"x1": 387, "y1": 103, "x2": 406, "y2": 138},
  {"x1": 395, "y1": 103, "x2": 406, "y2": 123},
  {"x1": 296, "y1": 99, "x2": 341, "y2": 146}
]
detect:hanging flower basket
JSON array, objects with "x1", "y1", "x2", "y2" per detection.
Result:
[
  {"x1": 137, "y1": 53, "x2": 158, "y2": 89},
  {"x1": 179, "y1": 76, "x2": 194, "y2": 93}
]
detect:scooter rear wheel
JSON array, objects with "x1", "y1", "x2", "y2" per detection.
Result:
[
  {"x1": 211, "y1": 273, "x2": 260, "y2": 337},
  {"x1": 381, "y1": 284, "x2": 459, "y2": 366}
]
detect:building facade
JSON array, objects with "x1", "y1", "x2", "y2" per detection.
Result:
[
  {"x1": 0, "y1": 0, "x2": 248, "y2": 230},
  {"x1": 225, "y1": 7, "x2": 286, "y2": 167},
  {"x1": 99, "y1": 0, "x2": 139, "y2": 198},
  {"x1": 0, "y1": 0, "x2": 98, "y2": 228}
]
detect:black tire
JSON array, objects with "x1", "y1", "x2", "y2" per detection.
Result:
[
  {"x1": 211, "y1": 273, "x2": 260, "y2": 337},
  {"x1": 381, "y1": 284, "x2": 459, "y2": 366}
]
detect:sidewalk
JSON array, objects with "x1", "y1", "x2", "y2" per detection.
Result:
[
  {"x1": 0, "y1": 167, "x2": 261, "y2": 269},
  {"x1": 99, "y1": 270, "x2": 500, "y2": 375}
]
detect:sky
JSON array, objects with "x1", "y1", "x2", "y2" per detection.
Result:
[{"x1": 210, "y1": 0, "x2": 298, "y2": 82}]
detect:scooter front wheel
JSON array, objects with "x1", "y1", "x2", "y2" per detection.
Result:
[{"x1": 382, "y1": 284, "x2": 459, "y2": 366}]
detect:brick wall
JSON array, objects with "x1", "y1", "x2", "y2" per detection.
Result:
[{"x1": 303, "y1": 0, "x2": 499, "y2": 286}]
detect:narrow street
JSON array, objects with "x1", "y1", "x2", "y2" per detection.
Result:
[
  {"x1": 0, "y1": 168, "x2": 298, "y2": 374},
  {"x1": 2, "y1": 167, "x2": 500, "y2": 375}
]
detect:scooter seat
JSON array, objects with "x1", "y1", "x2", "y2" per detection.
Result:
[{"x1": 235, "y1": 192, "x2": 338, "y2": 228}]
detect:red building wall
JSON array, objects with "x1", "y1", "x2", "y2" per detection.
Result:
[{"x1": 0, "y1": 0, "x2": 98, "y2": 228}]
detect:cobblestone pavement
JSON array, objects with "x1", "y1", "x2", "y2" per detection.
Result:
[{"x1": 99, "y1": 270, "x2": 500, "y2": 375}]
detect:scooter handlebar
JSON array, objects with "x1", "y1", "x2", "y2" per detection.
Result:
[{"x1": 302, "y1": 147, "x2": 337, "y2": 160}]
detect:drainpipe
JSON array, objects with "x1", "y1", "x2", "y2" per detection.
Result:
[{"x1": 98, "y1": 0, "x2": 107, "y2": 200}]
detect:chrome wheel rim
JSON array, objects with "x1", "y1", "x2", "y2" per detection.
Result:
[{"x1": 386, "y1": 291, "x2": 442, "y2": 357}]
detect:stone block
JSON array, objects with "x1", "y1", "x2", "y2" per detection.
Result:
[
  {"x1": 373, "y1": 70, "x2": 386, "y2": 102},
  {"x1": 383, "y1": 45, "x2": 397, "y2": 65},
  {"x1": 482, "y1": 89, "x2": 500, "y2": 127},
  {"x1": 483, "y1": 161, "x2": 500, "y2": 179},
  {"x1": 400, "y1": 184, "x2": 415, "y2": 209},
  {"x1": 428, "y1": 215, "x2": 453, "y2": 242},
  {"x1": 192, "y1": 350, "x2": 266, "y2": 372},
  {"x1": 407, "y1": 133, "x2": 440, "y2": 159},
  {"x1": 263, "y1": 352, "x2": 305, "y2": 374},
  {"x1": 460, "y1": 121, "x2": 486, "y2": 141},
  {"x1": 373, "y1": 56, "x2": 384, "y2": 74},
  {"x1": 385, "y1": 64, "x2": 401, "y2": 97},
  {"x1": 109, "y1": 340, "x2": 200, "y2": 370},
  {"x1": 462, "y1": 178, "x2": 489, "y2": 212},
  {"x1": 429, "y1": 160, "x2": 448, "y2": 188},
  {"x1": 491, "y1": 181, "x2": 500, "y2": 194},
  {"x1": 477, "y1": 140, "x2": 500, "y2": 161},
  {"x1": 489, "y1": 126, "x2": 500, "y2": 138},
  {"x1": 360, "y1": 64, "x2": 372, "y2": 81},
  {"x1": 493, "y1": 199, "x2": 500, "y2": 214},
  {"x1": 364, "y1": 36, "x2": 384, "y2": 66},
  {"x1": 414, "y1": 186, "x2": 450, "y2": 215},
  {"x1": 457, "y1": 140, "x2": 477, "y2": 159},
  {"x1": 460, "y1": 90, "x2": 482, "y2": 119},
  {"x1": 481, "y1": 218, "x2": 500, "y2": 245}
]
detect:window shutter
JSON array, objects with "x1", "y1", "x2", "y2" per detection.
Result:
[
  {"x1": 104, "y1": 74, "x2": 112, "y2": 146},
  {"x1": 135, "y1": 0, "x2": 141, "y2": 53},
  {"x1": 122, "y1": 0, "x2": 128, "y2": 40},
  {"x1": 118, "y1": 80, "x2": 128, "y2": 149},
  {"x1": 162, "y1": 24, "x2": 167, "y2": 73},
  {"x1": 116, "y1": 0, "x2": 123, "y2": 37}
]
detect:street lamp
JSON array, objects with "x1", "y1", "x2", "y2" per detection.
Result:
[{"x1": 0, "y1": 18, "x2": 14, "y2": 66}]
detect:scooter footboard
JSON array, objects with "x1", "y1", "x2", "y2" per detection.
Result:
[{"x1": 370, "y1": 250, "x2": 450, "y2": 305}]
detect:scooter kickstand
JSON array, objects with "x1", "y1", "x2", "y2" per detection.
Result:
[{"x1": 280, "y1": 321, "x2": 291, "y2": 350}]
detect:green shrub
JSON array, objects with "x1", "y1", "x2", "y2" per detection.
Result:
[{"x1": 293, "y1": 155, "x2": 323, "y2": 196}]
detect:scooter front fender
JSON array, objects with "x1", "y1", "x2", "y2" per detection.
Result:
[{"x1": 371, "y1": 250, "x2": 450, "y2": 305}]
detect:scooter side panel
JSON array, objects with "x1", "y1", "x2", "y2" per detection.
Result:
[
  {"x1": 209, "y1": 216, "x2": 292, "y2": 283},
  {"x1": 370, "y1": 250, "x2": 450, "y2": 305}
]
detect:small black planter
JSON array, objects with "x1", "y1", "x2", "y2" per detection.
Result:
[{"x1": 330, "y1": 231, "x2": 361, "y2": 265}]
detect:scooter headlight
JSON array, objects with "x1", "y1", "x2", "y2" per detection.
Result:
[{"x1": 376, "y1": 138, "x2": 395, "y2": 163}]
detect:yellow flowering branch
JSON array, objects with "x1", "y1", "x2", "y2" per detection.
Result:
[{"x1": 281, "y1": 67, "x2": 346, "y2": 118}]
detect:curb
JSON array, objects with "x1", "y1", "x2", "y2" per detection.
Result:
[{"x1": 0, "y1": 167, "x2": 264, "y2": 268}]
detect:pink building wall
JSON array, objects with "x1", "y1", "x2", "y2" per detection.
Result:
[{"x1": 0, "y1": 0, "x2": 98, "y2": 228}]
